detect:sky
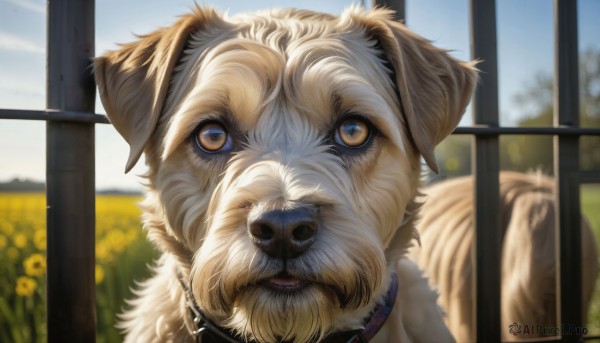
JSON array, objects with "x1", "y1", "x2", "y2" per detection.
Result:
[{"x1": 0, "y1": 0, "x2": 599, "y2": 190}]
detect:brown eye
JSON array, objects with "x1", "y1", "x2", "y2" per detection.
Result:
[
  {"x1": 195, "y1": 122, "x2": 231, "y2": 153},
  {"x1": 335, "y1": 118, "x2": 371, "y2": 148}
]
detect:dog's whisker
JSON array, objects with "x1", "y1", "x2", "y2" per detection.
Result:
[{"x1": 246, "y1": 250, "x2": 260, "y2": 278}]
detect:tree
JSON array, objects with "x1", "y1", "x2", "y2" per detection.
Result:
[
  {"x1": 435, "y1": 49, "x2": 600, "y2": 177},
  {"x1": 508, "y1": 49, "x2": 600, "y2": 172}
]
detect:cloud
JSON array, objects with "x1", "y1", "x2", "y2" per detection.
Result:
[
  {"x1": 4, "y1": 0, "x2": 45, "y2": 14},
  {"x1": 0, "y1": 31, "x2": 44, "y2": 54}
]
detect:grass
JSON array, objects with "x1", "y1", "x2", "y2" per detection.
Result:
[{"x1": 582, "y1": 184, "x2": 600, "y2": 336}]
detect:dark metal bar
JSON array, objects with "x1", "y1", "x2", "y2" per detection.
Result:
[
  {"x1": 3, "y1": 108, "x2": 599, "y2": 137},
  {"x1": 0, "y1": 109, "x2": 109, "y2": 123},
  {"x1": 453, "y1": 125, "x2": 600, "y2": 136},
  {"x1": 2, "y1": 108, "x2": 598, "y2": 138},
  {"x1": 470, "y1": 0, "x2": 501, "y2": 342},
  {"x1": 46, "y1": 0, "x2": 96, "y2": 342},
  {"x1": 372, "y1": 0, "x2": 405, "y2": 21},
  {"x1": 554, "y1": 1, "x2": 582, "y2": 342},
  {"x1": 579, "y1": 172, "x2": 600, "y2": 184}
]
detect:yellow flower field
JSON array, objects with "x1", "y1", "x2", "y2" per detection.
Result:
[{"x1": 0, "y1": 192, "x2": 158, "y2": 343}]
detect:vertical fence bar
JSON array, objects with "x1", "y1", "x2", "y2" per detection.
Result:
[
  {"x1": 470, "y1": 0, "x2": 501, "y2": 341},
  {"x1": 372, "y1": 0, "x2": 405, "y2": 21},
  {"x1": 46, "y1": 0, "x2": 96, "y2": 342},
  {"x1": 554, "y1": 0, "x2": 582, "y2": 341}
]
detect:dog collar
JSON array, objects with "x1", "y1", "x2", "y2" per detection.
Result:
[{"x1": 177, "y1": 272, "x2": 398, "y2": 343}]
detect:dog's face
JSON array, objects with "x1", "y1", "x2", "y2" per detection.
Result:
[{"x1": 95, "y1": 6, "x2": 476, "y2": 343}]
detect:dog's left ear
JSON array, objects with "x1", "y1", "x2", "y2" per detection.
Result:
[
  {"x1": 94, "y1": 7, "x2": 225, "y2": 173},
  {"x1": 348, "y1": 8, "x2": 478, "y2": 174}
]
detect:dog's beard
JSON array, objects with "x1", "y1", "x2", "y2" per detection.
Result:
[
  {"x1": 191, "y1": 226, "x2": 384, "y2": 343},
  {"x1": 193, "y1": 262, "x2": 380, "y2": 343},
  {"x1": 227, "y1": 284, "x2": 334, "y2": 343},
  {"x1": 190, "y1": 205, "x2": 385, "y2": 343}
]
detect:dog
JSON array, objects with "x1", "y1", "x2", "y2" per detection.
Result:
[
  {"x1": 409, "y1": 171, "x2": 599, "y2": 342},
  {"x1": 94, "y1": 6, "x2": 477, "y2": 342}
]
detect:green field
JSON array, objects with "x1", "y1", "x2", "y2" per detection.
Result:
[
  {"x1": 582, "y1": 184, "x2": 600, "y2": 247},
  {"x1": 582, "y1": 184, "x2": 600, "y2": 335}
]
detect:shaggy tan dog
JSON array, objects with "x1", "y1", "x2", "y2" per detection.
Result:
[
  {"x1": 409, "y1": 172, "x2": 599, "y2": 342},
  {"x1": 94, "y1": 6, "x2": 477, "y2": 343}
]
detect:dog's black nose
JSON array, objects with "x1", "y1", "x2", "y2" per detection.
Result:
[{"x1": 248, "y1": 207, "x2": 318, "y2": 259}]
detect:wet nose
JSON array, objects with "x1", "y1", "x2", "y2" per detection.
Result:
[{"x1": 248, "y1": 207, "x2": 318, "y2": 259}]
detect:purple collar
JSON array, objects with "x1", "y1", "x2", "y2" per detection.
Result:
[
  {"x1": 178, "y1": 272, "x2": 398, "y2": 343},
  {"x1": 358, "y1": 272, "x2": 398, "y2": 341}
]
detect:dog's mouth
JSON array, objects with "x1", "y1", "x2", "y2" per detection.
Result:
[
  {"x1": 248, "y1": 271, "x2": 360, "y2": 310},
  {"x1": 260, "y1": 272, "x2": 310, "y2": 292}
]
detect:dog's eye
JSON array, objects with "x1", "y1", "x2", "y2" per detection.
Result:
[
  {"x1": 195, "y1": 122, "x2": 232, "y2": 153},
  {"x1": 335, "y1": 118, "x2": 371, "y2": 148}
]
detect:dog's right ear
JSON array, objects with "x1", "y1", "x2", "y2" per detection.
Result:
[
  {"x1": 94, "y1": 7, "x2": 224, "y2": 173},
  {"x1": 345, "y1": 8, "x2": 478, "y2": 174}
]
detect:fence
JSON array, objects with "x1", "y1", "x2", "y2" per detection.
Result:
[{"x1": 0, "y1": 0, "x2": 598, "y2": 342}]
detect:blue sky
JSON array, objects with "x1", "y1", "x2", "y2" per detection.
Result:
[{"x1": 0, "y1": 0, "x2": 598, "y2": 190}]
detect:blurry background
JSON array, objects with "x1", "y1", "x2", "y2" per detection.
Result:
[{"x1": 0, "y1": 0, "x2": 598, "y2": 342}]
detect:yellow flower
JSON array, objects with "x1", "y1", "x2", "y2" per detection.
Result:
[
  {"x1": 125, "y1": 229, "x2": 139, "y2": 244},
  {"x1": 13, "y1": 233, "x2": 28, "y2": 249},
  {"x1": 24, "y1": 253, "x2": 46, "y2": 276},
  {"x1": 95, "y1": 265, "x2": 105, "y2": 284},
  {"x1": 15, "y1": 276, "x2": 37, "y2": 297},
  {"x1": 106, "y1": 230, "x2": 127, "y2": 253},
  {"x1": 34, "y1": 230, "x2": 46, "y2": 251},
  {"x1": 0, "y1": 221, "x2": 14, "y2": 235},
  {"x1": 96, "y1": 241, "x2": 113, "y2": 263},
  {"x1": 7, "y1": 247, "x2": 19, "y2": 261},
  {"x1": 0, "y1": 234, "x2": 7, "y2": 249},
  {"x1": 33, "y1": 219, "x2": 45, "y2": 231}
]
